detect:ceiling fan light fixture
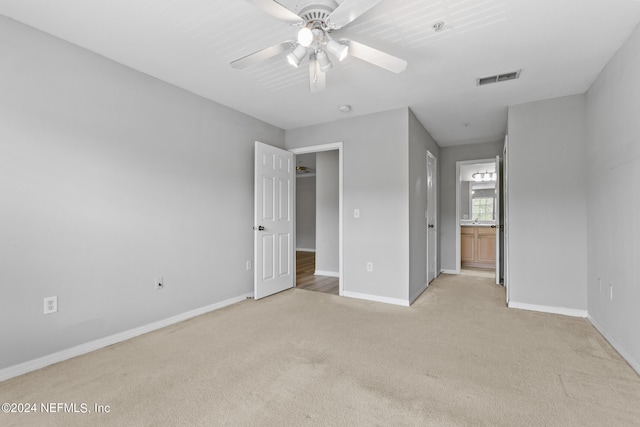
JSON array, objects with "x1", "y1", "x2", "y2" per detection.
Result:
[
  {"x1": 297, "y1": 27, "x2": 314, "y2": 47},
  {"x1": 287, "y1": 44, "x2": 308, "y2": 68},
  {"x1": 326, "y1": 39, "x2": 348, "y2": 61},
  {"x1": 317, "y1": 50, "x2": 332, "y2": 72}
]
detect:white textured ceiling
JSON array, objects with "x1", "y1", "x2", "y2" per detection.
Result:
[{"x1": 1, "y1": 0, "x2": 639, "y2": 146}]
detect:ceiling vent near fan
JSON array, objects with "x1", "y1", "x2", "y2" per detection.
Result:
[{"x1": 477, "y1": 70, "x2": 521, "y2": 86}]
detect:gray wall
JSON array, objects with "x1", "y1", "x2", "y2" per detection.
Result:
[
  {"x1": 507, "y1": 95, "x2": 587, "y2": 311},
  {"x1": 408, "y1": 110, "x2": 441, "y2": 302},
  {"x1": 585, "y1": 23, "x2": 640, "y2": 370},
  {"x1": 285, "y1": 108, "x2": 411, "y2": 302},
  {"x1": 315, "y1": 151, "x2": 339, "y2": 274},
  {"x1": 295, "y1": 176, "x2": 316, "y2": 251},
  {"x1": 439, "y1": 141, "x2": 504, "y2": 271},
  {"x1": 0, "y1": 17, "x2": 284, "y2": 369}
]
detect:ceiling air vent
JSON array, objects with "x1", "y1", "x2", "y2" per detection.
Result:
[{"x1": 477, "y1": 70, "x2": 521, "y2": 86}]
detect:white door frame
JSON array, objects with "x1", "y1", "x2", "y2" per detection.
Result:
[
  {"x1": 503, "y1": 137, "x2": 510, "y2": 303},
  {"x1": 494, "y1": 154, "x2": 501, "y2": 285},
  {"x1": 426, "y1": 150, "x2": 438, "y2": 285},
  {"x1": 455, "y1": 158, "x2": 498, "y2": 274},
  {"x1": 289, "y1": 142, "x2": 343, "y2": 296}
]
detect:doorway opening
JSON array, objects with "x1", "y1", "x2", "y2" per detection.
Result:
[
  {"x1": 455, "y1": 156, "x2": 502, "y2": 285},
  {"x1": 290, "y1": 143, "x2": 343, "y2": 296}
]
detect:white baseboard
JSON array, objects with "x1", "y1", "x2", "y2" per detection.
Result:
[
  {"x1": 588, "y1": 315, "x2": 640, "y2": 376},
  {"x1": 296, "y1": 248, "x2": 316, "y2": 252},
  {"x1": 314, "y1": 270, "x2": 340, "y2": 277},
  {"x1": 0, "y1": 292, "x2": 253, "y2": 382},
  {"x1": 342, "y1": 291, "x2": 409, "y2": 307},
  {"x1": 441, "y1": 269, "x2": 458, "y2": 275},
  {"x1": 508, "y1": 301, "x2": 587, "y2": 318}
]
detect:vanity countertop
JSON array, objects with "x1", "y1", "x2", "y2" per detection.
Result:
[{"x1": 461, "y1": 223, "x2": 495, "y2": 227}]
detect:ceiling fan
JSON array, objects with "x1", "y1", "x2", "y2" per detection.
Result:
[{"x1": 231, "y1": 0, "x2": 408, "y2": 93}]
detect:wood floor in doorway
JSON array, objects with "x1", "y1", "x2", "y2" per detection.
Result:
[{"x1": 296, "y1": 251, "x2": 339, "y2": 295}]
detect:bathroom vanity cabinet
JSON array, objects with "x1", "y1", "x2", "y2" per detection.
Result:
[{"x1": 461, "y1": 225, "x2": 496, "y2": 268}]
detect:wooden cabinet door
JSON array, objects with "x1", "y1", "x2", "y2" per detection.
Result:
[
  {"x1": 477, "y1": 227, "x2": 496, "y2": 263},
  {"x1": 461, "y1": 227, "x2": 475, "y2": 263}
]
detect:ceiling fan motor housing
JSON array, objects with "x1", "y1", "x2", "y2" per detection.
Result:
[{"x1": 296, "y1": 0, "x2": 339, "y2": 28}]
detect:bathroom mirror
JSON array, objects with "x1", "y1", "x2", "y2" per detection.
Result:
[{"x1": 459, "y1": 161, "x2": 496, "y2": 223}]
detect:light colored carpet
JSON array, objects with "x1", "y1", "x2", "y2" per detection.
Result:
[
  {"x1": 1, "y1": 274, "x2": 639, "y2": 426},
  {"x1": 460, "y1": 267, "x2": 495, "y2": 279}
]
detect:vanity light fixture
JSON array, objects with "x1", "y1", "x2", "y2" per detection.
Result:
[{"x1": 472, "y1": 171, "x2": 497, "y2": 182}]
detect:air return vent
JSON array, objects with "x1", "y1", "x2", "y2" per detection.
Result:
[{"x1": 477, "y1": 70, "x2": 521, "y2": 86}]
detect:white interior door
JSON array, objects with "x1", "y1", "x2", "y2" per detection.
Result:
[
  {"x1": 495, "y1": 154, "x2": 501, "y2": 285},
  {"x1": 254, "y1": 141, "x2": 295, "y2": 299},
  {"x1": 427, "y1": 152, "x2": 437, "y2": 284}
]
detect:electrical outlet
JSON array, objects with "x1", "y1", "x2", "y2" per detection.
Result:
[
  {"x1": 366, "y1": 262, "x2": 373, "y2": 272},
  {"x1": 609, "y1": 284, "x2": 613, "y2": 301},
  {"x1": 354, "y1": 209, "x2": 360, "y2": 219},
  {"x1": 44, "y1": 296, "x2": 58, "y2": 315},
  {"x1": 155, "y1": 277, "x2": 164, "y2": 290},
  {"x1": 598, "y1": 278, "x2": 602, "y2": 292},
  {"x1": 246, "y1": 260, "x2": 252, "y2": 271}
]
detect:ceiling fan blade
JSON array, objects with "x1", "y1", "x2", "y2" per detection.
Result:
[
  {"x1": 326, "y1": 0, "x2": 383, "y2": 29},
  {"x1": 341, "y1": 39, "x2": 407, "y2": 73},
  {"x1": 231, "y1": 40, "x2": 295, "y2": 69},
  {"x1": 244, "y1": 0, "x2": 304, "y2": 25},
  {"x1": 309, "y1": 53, "x2": 326, "y2": 93}
]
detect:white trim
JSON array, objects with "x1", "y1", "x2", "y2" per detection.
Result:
[
  {"x1": 588, "y1": 315, "x2": 640, "y2": 376},
  {"x1": 314, "y1": 270, "x2": 340, "y2": 277},
  {"x1": 503, "y1": 137, "x2": 510, "y2": 303},
  {"x1": 296, "y1": 248, "x2": 316, "y2": 252},
  {"x1": 426, "y1": 150, "x2": 438, "y2": 285},
  {"x1": 410, "y1": 282, "x2": 429, "y2": 304},
  {"x1": 508, "y1": 301, "x2": 587, "y2": 318},
  {"x1": 289, "y1": 142, "x2": 342, "y2": 153},
  {"x1": 290, "y1": 143, "x2": 343, "y2": 297},
  {"x1": 0, "y1": 293, "x2": 252, "y2": 382},
  {"x1": 342, "y1": 291, "x2": 410, "y2": 307},
  {"x1": 441, "y1": 269, "x2": 459, "y2": 275}
]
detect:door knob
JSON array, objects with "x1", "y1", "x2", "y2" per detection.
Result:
[
  {"x1": 254, "y1": 225, "x2": 265, "y2": 231},
  {"x1": 428, "y1": 224, "x2": 434, "y2": 228}
]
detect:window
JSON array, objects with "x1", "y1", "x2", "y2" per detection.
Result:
[{"x1": 472, "y1": 197, "x2": 494, "y2": 221}]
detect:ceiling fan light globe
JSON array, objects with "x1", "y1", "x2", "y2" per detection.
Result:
[
  {"x1": 319, "y1": 61, "x2": 333, "y2": 72},
  {"x1": 287, "y1": 53, "x2": 300, "y2": 67},
  {"x1": 297, "y1": 27, "x2": 314, "y2": 47},
  {"x1": 287, "y1": 44, "x2": 308, "y2": 68},
  {"x1": 327, "y1": 40, "x2": 348, "y2": 61},
  {"x1": 317, "y1": 50, "x2": 333, "y2": 72}
]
